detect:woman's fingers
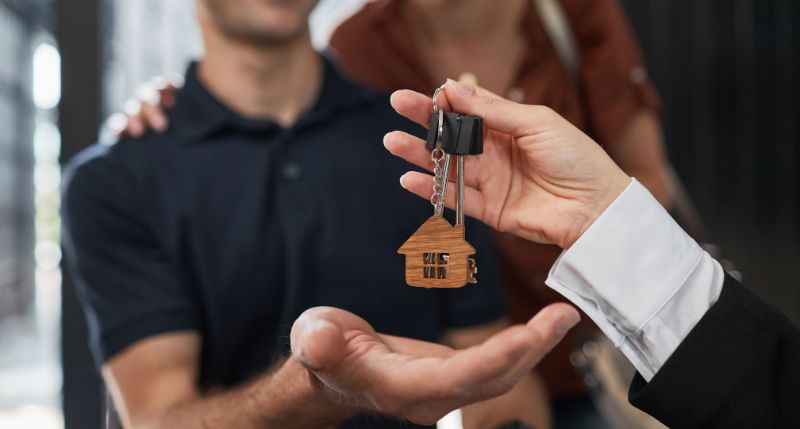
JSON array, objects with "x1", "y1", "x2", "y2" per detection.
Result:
[
  {"x1": 149, "y1": 76, "x2": 180, "y2": 108},
  {"x1": 140, "y1": 103, "x2": 168, "y2": 132},
  {"x1": 384, "y1": 131, "x2": 483, "y2": 188},
  {"x1": 123, "y1": 99, "x2": 145, "y2": 138},
  {"x1": 441, "y1": 79, "x2": 555, "y2": 137},
  {"x1": 383, "y1": 131, "x2": 435, "y2": 171},
  {"x1": 136, "y1": 83, "x2": 169, "y2": 132},
  {"x1": 160, "y1": 84, "x2": 178, "y2": 108},
  {"x1": 390, "y1": 90, "x2": 437, "y2": 128},
  {"x1": 399, "y1": 171, "x2": 486, "y2": 221},
  {"x1": 389, "y1": 81, "x2": 510, "y2": 129},
  {"x1": 106, "y1": 113, "x2": 129, "y2": 138}
]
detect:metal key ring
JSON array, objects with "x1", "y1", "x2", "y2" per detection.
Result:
[
  {"x1": 432, "y1": 84, "x2": 446, "y2": 152},
  {"x1": 432, "y1": 84, "x2": 446, "y2": 114},
  {"x1": 430, "y1": 84, "x2": 450, "y2": 214}
]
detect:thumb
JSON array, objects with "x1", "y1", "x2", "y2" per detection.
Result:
[
  {"x1": 290, "y1": 308, "x2": 347, "y2": 372},
  {"x1": 442, "y1": 79, "x2": 554, "y2": 137}
]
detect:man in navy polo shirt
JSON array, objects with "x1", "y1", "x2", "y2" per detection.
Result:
[{"x1": 62, "y1": 1, "x2": 551, "y2": 428}]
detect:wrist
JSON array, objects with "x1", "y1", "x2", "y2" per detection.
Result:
[
  {"x1": 252, "y1": 357, "x2": 358, "y2": 426},
  {"x1": 564, "y1": 172, "x2": 631, "y2": 249}
]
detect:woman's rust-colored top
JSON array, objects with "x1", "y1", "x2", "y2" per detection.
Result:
[{"x1": 330, "y1": 0, "x2": 661, "y2": 398}]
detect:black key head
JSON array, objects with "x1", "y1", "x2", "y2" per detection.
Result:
[{"x1": 425, "y1": 111, "x2": 484, "y2": 155}]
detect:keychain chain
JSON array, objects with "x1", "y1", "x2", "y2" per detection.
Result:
[
  {"x1": 431, "y1": 86, "x2": 449, "y2": 215},
  {"x1": 430, "y1": 110, "x2": 445, "y2": 212}
]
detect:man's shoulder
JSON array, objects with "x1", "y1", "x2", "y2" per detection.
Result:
[{"x1": 63, "y1": 133, "x2": 176, "y2": 205}]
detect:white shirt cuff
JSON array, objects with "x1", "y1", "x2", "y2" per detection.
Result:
[{"x1": 545, "y1": 179, "x2": 724, "y2": 381}]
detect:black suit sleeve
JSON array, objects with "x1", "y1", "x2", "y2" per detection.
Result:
[{"x1": 628, "y1": 274, "x2": 800, "y2": 428}]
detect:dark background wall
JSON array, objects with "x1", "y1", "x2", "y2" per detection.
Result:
[{"x1": 620, "y1": 0, "x2": 800, "y2": 325}]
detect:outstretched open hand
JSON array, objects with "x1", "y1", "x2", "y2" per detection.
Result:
[
  {"x1": 290, "y1": 305, "x2": 579, "y2": 426},
  {"x1": 385, "y1": 80, "x2": 630, "y2": 249}
]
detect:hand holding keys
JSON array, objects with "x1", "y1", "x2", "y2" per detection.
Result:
[{"x1": 388, "y1": 79, "x2": 630, "y2": 251}]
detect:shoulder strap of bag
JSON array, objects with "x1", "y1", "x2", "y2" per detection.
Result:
[{"x1": 531, "y1": 0, "x2": 580, "y2": 82}]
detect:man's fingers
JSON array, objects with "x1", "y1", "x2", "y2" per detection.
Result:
[
  {"x1": 399, "y1": 172, "x2": 486, "y2": 220},
  {"x1": 291, "y1": 307, "x2": 379, "y2": 371},
  {"x1": 526, "y1": 303, "x2": 581, "y2": 343},
  {"x1": 504, "y1": 303, "x2": 581, "y2": 376},
  {"x1": 380, "y1": 334, "x2": 454, "y2": 358},
  {"x1": 295, "y1": 319, "x2": 346, "y2": 371},
  {"x1": 291, "y1": 307, "x2": 348, "y2": 371},
  {"x1": 444, "y1": 304, "x2": 580, "y2": 401},
  {"x1": 441, "y1": 324, "x2": 547, "y2": 399},
  {"x1": 480, "y1": 304, "x2": 580, "y2": 394}
]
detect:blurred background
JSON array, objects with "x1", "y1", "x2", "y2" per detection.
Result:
[{"x1": 0, "y1": 0, "x2": 797, "y2": 428}]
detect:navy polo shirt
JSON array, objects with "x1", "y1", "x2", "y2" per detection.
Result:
[{"x1": 62, "y1": 56, "x2": 506, "y2": 428}]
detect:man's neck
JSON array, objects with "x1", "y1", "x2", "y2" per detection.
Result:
[
  {"x1": 197, "y1": 25, "x2": 322, "y2": 128},
  {"x1": 406, "y1": 0, "x2": 527, "y2": 44}
]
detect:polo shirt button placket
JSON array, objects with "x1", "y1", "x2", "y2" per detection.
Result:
[{"x1": 282, "y1": 162, "x2": 303, "y2": 182}]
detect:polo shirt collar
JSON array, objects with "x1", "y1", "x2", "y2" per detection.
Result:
[{"x1": 170, "y1": 52, "x2": 378, "y2": 140}]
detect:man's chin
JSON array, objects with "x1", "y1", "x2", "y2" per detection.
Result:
[{"x1": 231, "y1": 22, "x2": 308, "y2": 46}]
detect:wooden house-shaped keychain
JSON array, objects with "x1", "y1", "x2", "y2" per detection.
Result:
[
  {"x1": 397, "y1": 85, "x2": 483, "y2": 289},
  {"x1": 398, "y1": 215, "x2": 477, "y2": 289}
]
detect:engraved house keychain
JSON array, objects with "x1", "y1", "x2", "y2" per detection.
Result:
[{"x1": 398, "y1": 85, "x2": 484, "y2": 288}]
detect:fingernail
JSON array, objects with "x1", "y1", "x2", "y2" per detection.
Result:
[
  {"x1": 457, "y1": 72, "x2": 478, "y2": 86},
  {"x1": 150, "y1": 76, "x2": 169, "y2": 91},
  {"x1": 106, "y1": 113, "x2": 127, "y2": 135},
  {"x1": 168, "y1": 72, "x2": 185, "y2": 88},
  {"x1": 399, "y1": 174, "x2": 408, "y2": 189},
  {"x1": 446, "y1": 78, "x2": 472, "y2": 97},
  {"x1": 383, "y1": 132, "x2": 391, "y2": 150},
  {"x1": 153, "y1": 117, "x2": 167, "y2": 132},
  {"x1": 557, "y1": 313, "x2": 581, "y2": 335},
  {"x1": 124, "y1": 100, "x2": 142, "y2": 116},
  {"x1": 137, "y1": 85, "x2": 160, "y2": 105}
]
